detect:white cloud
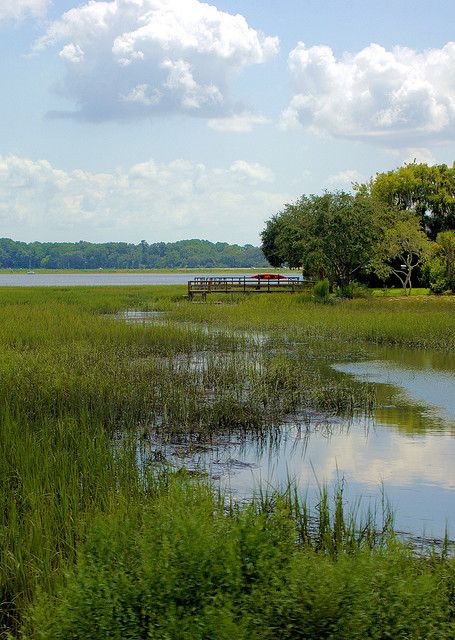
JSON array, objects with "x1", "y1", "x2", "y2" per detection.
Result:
[
  {"x1": 0, "y1": 0, "x2": 48, "y2": 22},
  {"x1": 282, "y1": 41, "x2": 455, "y2": 145},
  {"x1": 208, "y1": 111, "x2": 270, "y2": 132},
  {"x1": 59, "y1": 43, "x2": 85, "y2": 64},
  {"x1": 229, "y1": 160, "x2": 274, "y2": 183},
  {"x1": 402, "y1": 147, "x2": 437, "y2": 165},
  {"x1": 35, "y1": 0, "x2": 279, "y2": 122},
  {"x1": 326, "y1": 169, "x2": 362, "y2": 188},
  {"x1": 0, "y1": 155, "x2": 285, "y2": 243}
]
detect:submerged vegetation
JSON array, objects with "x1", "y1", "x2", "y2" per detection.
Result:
[{"x1": 0, "y1": 285, "x2": 454, "y2": 637}]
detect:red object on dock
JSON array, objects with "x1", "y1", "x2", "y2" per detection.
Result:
[{"x1": 249, "y1": 273, "x2": 287, "y2": 280}]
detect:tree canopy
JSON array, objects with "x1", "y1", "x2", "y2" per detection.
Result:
[
  {"x1": 366, "y1": 162, "x2": 455, "y2": 239},
  {"x1": 261, "y1": 161, "x2": 455, "y2": 294},
  {"x1": 261, "y1": 191, "x2": 387, "y2": 288},
  {"x1": 371, "y1": 214, "x2": 433, "y2": 295},
  {"x1": 0, "y1": 239, "x2": 268, "y2": 270}
]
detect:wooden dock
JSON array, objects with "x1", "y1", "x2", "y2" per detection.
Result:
[{"x1": 187, "y1": 275, "x2": 313, "y2": 300}]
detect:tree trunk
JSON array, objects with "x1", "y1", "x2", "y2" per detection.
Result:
[{"x1": 405, "y1": 271, "x2": 412, "y2": 296}]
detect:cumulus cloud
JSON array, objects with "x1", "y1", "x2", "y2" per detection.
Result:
[
  {"x1": 326, "y1": 169, "x2": 362, "y2": 188},
  {"x1": 402, "y1": 147, "x2": 437, "y2": 165},
  {"x1": 229, "y1": 160, "x2": 274, "y2": 182},
  {"x1": 35, "y1": 0, "x2": 279, "y2": 122},
  {"x1": 0, "y1": 0, "x2": 48, "y2": 22},
  {"x1": 282, "y1": 41, "x2": 455, "y2": 144},
  {"x1": 0, "y1": 155, "x2": 285, "y2": 243}
]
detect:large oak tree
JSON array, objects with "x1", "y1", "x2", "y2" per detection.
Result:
[{"x1": 261, "y1": 191, "x2": 387, "y2": 288}]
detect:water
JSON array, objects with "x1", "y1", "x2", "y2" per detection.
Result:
[
  {"x1": 150, "y1": 344, "x2": 455, "y2": 542},
  {"x1": 0, "y1": 273, "x2": 252, "y2": 287},
  {"x1": 333, "y1": 348, "x2": 455, "y2": 429},
  {"x1": 111, "y1": 310, "x2": 455, "y2": 542}
]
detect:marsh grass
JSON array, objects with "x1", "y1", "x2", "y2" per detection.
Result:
[
  {"x1": 25, "y1": 480, "x2": 455, "y2": 640},
  {"x1": 0, "y1": 409, "x2": 143, "y2": 633},
  {"x1": 168, "y1": 291, "x2": 455, "y2": 351},
  {"x1": 0, "y1": 286, "x2": 453, "y2": 637},
  {"x1": 0, "y1": 288, "x2": 378, "y2": 435}
]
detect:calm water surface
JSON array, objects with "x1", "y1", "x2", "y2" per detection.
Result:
[
  {"x1": 0, "y1": 273, "x2": 244, "y2": 286},
  {"x1": 153, "y1": 344, "x2": 455, "y2": 542}
]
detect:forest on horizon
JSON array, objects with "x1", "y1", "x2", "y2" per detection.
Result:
[{"x1": 0, "y1": 238, "x2": 268, "y2": 269}]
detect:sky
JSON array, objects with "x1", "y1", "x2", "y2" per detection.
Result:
[{"x1": 0, "y1": 0, "x2": 454, "y2": 245}]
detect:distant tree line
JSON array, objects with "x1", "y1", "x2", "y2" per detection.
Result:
[
  {"x1": 0, "y1": 238, "x2": 268, "y2": 269},
  {"x1": 261, "y1": 162, "x2": 455, "y2": 295}
]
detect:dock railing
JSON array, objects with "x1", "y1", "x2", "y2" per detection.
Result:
[{"x1": 187, "y1": 276, "x2": 314, "y2": 299}]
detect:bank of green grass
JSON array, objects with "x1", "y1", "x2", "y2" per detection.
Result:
[
  {"x1": 27, "y1": 481, "x2": 455, "y2": 640},
  {"x1": 372, "y1": 286, "x2": 430, "y2": 296},
  {"x1": 168, "y1": 291, "x2": 455, "y2": 351},
  {"x1": 0, "y1": 287, "x2": 376, "y2": 431},
  {"x1": 0, "y1": 411, "x2": 146, "y2": 633},
  {"x1": 0, "y1": 286, "x2": 453, "y2": 637},
  {"x1": 4, "y1": 285, "x2": 453, "y2": 354}
]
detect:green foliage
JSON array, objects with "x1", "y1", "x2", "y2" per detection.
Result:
[
  {"x1": 27, "y1": 482, "x2": 455, "y2": 640},
  {"x1": 336, "y1": 281, "x2": 371, "y2": 299},
  {"x1": 0, "y1": 409, "x2": 151, "y2": 636},
  {"x1": 435, "y1": 230, "x2": 455, "y2": 291},
  {"x1": 261, "y1": 191, "x2": 387, "y2": 288},
  {"x1": 371, "y1": 213, "x2": 433, "y2": 295},
  {"x1": 312, "y1": 278, "x2": 330, "y2": 300},
  {"x1": 262, "y1": 163, "x2": 455, "y2": 296},
  {"x1": 260, "y1": 215, "x2": 285, "y2": 268},
  {"x1": 0, "y1": 287, "x2": 454, "y2": 637},
  {"x1": 368, "y1": 161, "x2": 455, "y2": 238},
  {"x1": 427, "y1": 256, "x2": 449, "y2": 294},
  {"x1": 0, "y1": 238, "x2": 268, "y2": 270},
  {"x1": 426, "y1": 232, "x2": 455, "y2": 294}
]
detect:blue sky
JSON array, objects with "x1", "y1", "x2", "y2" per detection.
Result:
[{"x1": 1, "y1": 0, "x2": 454, "y2": 244}]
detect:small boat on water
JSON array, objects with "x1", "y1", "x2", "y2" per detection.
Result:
[{"x1": 27, "y1": 271, "x2": 35, "y2": 275}]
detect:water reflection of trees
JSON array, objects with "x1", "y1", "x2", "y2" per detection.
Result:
[{"x1": 373, "y1": 384, "x2": 455, "y2": 435}]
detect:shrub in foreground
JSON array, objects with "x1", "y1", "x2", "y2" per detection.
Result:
[
  {"x1": 312, "y1": 278, "x2": 330, "y2": 301},
  {"x1": 27, "y1": 482, "x2": 455, "y2": 640}
]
